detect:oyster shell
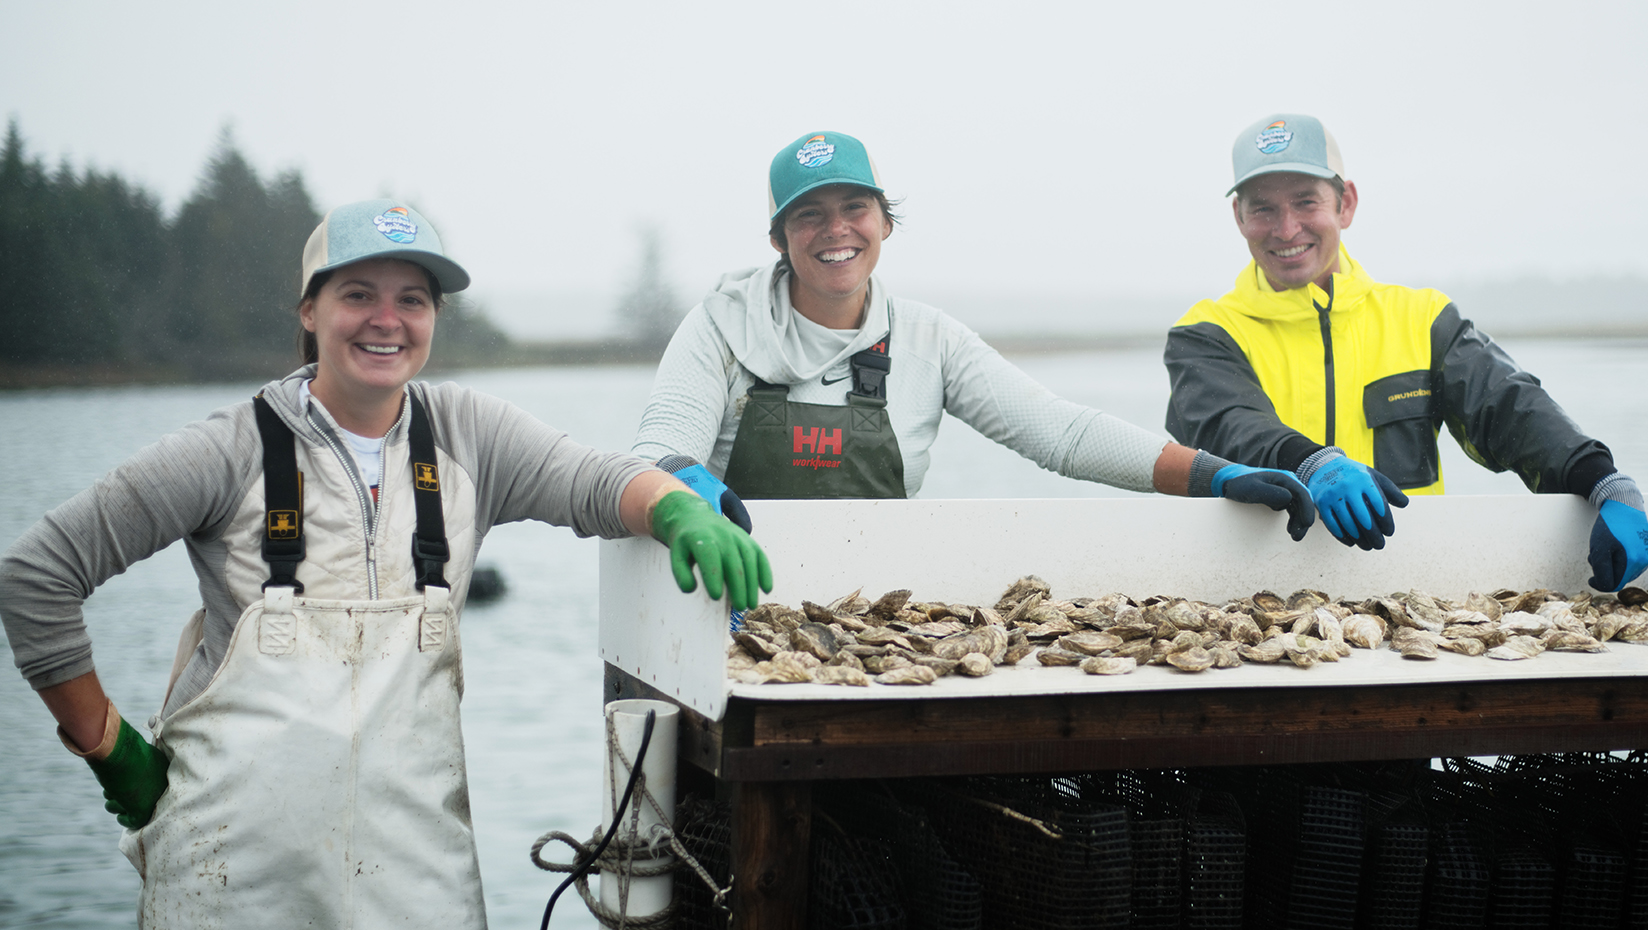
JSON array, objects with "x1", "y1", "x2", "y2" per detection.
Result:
[
  {"x1": 1343, "y1": 615, "x2": 1386, "y2": 649},
  {"x1": 791, "y1": 623, "x2": 840, "y2": 661},
  {"x1": 1486, "y1": 635, "x2": 1545, "y2": 661},
  {"x1": 955, "y1": 653, "x2": 994, "y2": 677},
  {"x1": 1080, "y1": 656, "x2": 1137, "y2": 676},
  {"x1": 876, "y1": 665, "x2": 938, "y2": 686},
  {"x1": 813, "y1": 665, "x2": 870, "y2": 686},
  {"x1": 933, "y1": 625, "x2": 1009, "y2": 662},
  {"x1": 1035, "y1": 647, "x2": 1087, "y2": 667},
  {"x1": 1166, "y1": 646, "x2": 1214, "y2": 672}
]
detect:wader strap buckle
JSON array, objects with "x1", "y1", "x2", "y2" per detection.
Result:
[
  {"x1": 848, "y1": 330, "x2": 892, "y2": 401},
  {"x1": 254, "y1": 394, "x2": 306, "y2": 595},
  {"x1": 408, "y1": 393, "x2": 451, "y2": 592}
]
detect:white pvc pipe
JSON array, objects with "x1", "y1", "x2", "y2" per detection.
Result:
[{"x1": 598, "y1": 698, "x2": 678, "y2": 919}]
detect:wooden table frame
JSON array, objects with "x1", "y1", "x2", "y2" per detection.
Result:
[{"x1": 608, "y1": 663, "x2": 1648, "y2": 929}]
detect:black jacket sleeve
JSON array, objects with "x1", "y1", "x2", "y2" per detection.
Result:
[
  {"x1": 1431, "y1": 303, "x2": 1613, "y2": 495},
  {"x1": 1164, "y1": 321, "x2": 1325, "y2": 472}
]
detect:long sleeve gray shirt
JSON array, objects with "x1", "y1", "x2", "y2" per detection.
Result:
[{"x1": 1, "y1": 368, "x2": 655, "y2": 712}]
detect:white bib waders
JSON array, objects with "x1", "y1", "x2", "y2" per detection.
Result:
[{"x1": 118, "y1": 393, "x2": 486, "y2": 928}]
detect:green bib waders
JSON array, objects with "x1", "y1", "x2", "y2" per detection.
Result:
[{"x1": 722, "y1": 331, "x2": 906, "y2": 500}]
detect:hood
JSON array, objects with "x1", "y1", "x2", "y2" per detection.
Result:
[
  {"x1": 257, "y1": 363, "x2": 411, "y2": 443},
  {"x1": 1220, "y1": 244, "x2": 1373, "y2": 322},
  {"x1": 699, "y1": 262, "x2": 891, "y2": 384}
]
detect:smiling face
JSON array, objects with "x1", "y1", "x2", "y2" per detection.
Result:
[
  {"x1": 1233, "y1": 173, "x2": 1359, "y2": 291},
  {"x1": 300, "y1": 258, "x2": 436, "y2": 418},
  {"x1": 772, "y1": 184, "x2": 893, "y2": 327}
]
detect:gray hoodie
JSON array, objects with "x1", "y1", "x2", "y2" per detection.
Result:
[{"x1": 632, "y1": 262, "x2": 1168, "y2": 496}]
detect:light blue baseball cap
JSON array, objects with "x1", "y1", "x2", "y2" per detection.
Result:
[
  {"x1": 299, "y1": 199, "x2": 470, "y2": 296},
  {"x1": 1228, "y1": 114, "x2": 1345, "y2": 196},
  {"x1": 768, "y1": 131, "x2": 884, "y2": 220}
]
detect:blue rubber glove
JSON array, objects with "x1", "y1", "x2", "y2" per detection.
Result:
[
  {"x1": 1210, "y1": 463, "x2": 1316, "y2": 541},
  {"x1": 1297, "y1": 448, "x2": 1408, "y2": 550},
  {"x1": 656, "y1": 455, "x2": 752, "y2": 534},
  {"x1": 1587, "y1": 474, "x2": 1648, "y2": 592}
]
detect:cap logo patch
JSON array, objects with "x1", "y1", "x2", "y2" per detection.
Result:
[
  {"x1": 373, "y1": 207, "x2": 418, "y2": 244},
  {"x1": 796, "y1": 135, "x2": 836, "y2": 169},
  {"x1": 1255, "y1": 120, "x2": 1293, "y2": 155}
]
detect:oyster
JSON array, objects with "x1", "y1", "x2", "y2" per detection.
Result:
[
  {"x1": 1080, "y1": 656, "x2": 1137, "y2": 676},
  {"x1": 813, "y1": 665, "x2": 870, "y2": 686},
  {"x1": 868, "y1": 589, "x2": 913, "y2": 619},
  {"x1": 955, "y1": 653, "x2": 994, "y2": 677},
  {"x1": 995, "y1": 575, "x2": 1051, "y2": 612},
  {"x1": 862, "y1": 654, "x2": 912, "y2": 675},
  {"x1": 791, "y1": 622, "x2": 840, "y2": 661},
  {"x1": 1003, "y1": 629, "x2": 1034, "y2": 665},
  {"x1": 1343, "y1": 615, "x2": 1386, "y2": 649},
  {"x1": 1543, "y1": 630, "x2": 1606, "y2": 653},
  {"x1": 735, "y1": 631, "x2": 784, "y2": 660},
  {"x1": 760, "y1": 651, "x2": 821, "y2": 683},
  {"x1": 827, "y1": 588, "x2": 871, "y2": 616},
  {"x1": 1238, "y1": 638, "x2": 1289, "y2": 664},
  {"x1": 876, "y1": 665, "x2": 938, "y2": 686},
  {"x1": 1486, "y1": 635, "x2": 1545, "y2": 661},
  {"x1": 933, "y1": 625, "x2": 1009, "y2": 662},
  {"x1": 1035, "y1": 647, "x2": 1087, "y2": 667},
  {"x1": 1056, "y1": 631, "x2": 1124, "y2": 655},
  {"x1": 1166, "y1": 646, "x2": 1214, "y2": 672}
]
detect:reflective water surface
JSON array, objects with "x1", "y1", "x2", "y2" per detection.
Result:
[{"x1": 2, "y1": 339, "x2": 1644, "y2": 927}]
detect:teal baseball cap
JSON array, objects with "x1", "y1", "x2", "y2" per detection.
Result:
[
  {"x1": 768, "y1": 131, "x2": 884, "y2": 220},
  {"x1": 1228, "y1": 114, "x2": 1345, "y2": 196},
  {"x1": 299, "y1": 199, "x2": 470, "y2": 296}
]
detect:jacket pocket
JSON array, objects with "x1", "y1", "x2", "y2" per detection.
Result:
[{"x1": 1363, "y1": 371, "x2": 1439, "y2": 489}]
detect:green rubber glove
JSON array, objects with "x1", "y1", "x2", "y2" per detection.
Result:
[
  {"x1": 651, "y1": 490, "x2": 773, "y2": 611},
  {"x1": 87, "y1": 717, "x2": 170, "y2": 829}
]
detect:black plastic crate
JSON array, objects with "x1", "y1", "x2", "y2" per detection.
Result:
[
  {"x1": 1359, "y1": 818, "x2": 1427, "y2": 930},
  {"x1": 1557, "y1": 841, "x2": 1627, "y2": 930},
  {"x1": 923, "y1": 778, "x2": 1132, "y2": 929},
  {"x1": 673, "y1": 796, "x2": 733, "y2": 930},
  {"x1": 1423, "y1": 822, "x2": 1489, "y2": 929},
  {"x1": 1130, "y1": 817, "x2": 1183, "y2": 930},
  {"x1": 1217, "y1": 767, "x2": 1364, "y2": 930},
  {"x1": 1487, "y1": 847, "x2": 1555, "y2": 928},
  {"x1": 1183, "y1": 791, "x2": 1245, "y2": 930},
  {"x1": 810, "y1": 829, "x2": 907, "y2": 930},
  {"x1": 828, "y1": 785, "x2": 983, "y2": 930}
]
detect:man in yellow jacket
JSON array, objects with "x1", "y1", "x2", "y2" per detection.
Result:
[{"x1": 1164, "y1": 113, "x2": 1647, "y2": 591}]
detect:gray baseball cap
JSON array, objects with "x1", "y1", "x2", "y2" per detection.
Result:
[
  {"x1": 299, "y1": 199, "x2": 470, "y2": 296},
  {"x1": 1228, "y1": 114, "x2": 1345, "y2": 195}
]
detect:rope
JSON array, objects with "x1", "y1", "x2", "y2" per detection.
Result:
[{"x1": 531, "y1": 711, "x2": 733, "y2": 928}]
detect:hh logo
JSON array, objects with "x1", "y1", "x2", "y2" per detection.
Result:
[
  {"x1": 267, "y1": 510, "x2": 300, "y2": 539},
  {"x1": 415, "y1": 463, "x2": 440, "y2": 492},
  {"x1": 793, "y1": 426, "x2": 842, "y2": 455}
]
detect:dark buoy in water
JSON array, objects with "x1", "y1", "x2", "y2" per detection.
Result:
[{"x1": 468, "y1": 566, "x2": 508, "y2": 604}]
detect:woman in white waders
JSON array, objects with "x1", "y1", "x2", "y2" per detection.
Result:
[
  {"x1": 0, "y1": 199, "x2": 771, "y2": 928},
  {"x1": 634, "y1": 131, "x2": 1319, "y2": 526}
]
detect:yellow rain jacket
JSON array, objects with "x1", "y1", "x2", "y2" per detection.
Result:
[{"x1": 1164, "y1": 246, "x2": 1612, "y2": 497}]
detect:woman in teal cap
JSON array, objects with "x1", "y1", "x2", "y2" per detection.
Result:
[
  {"x1": 0, "y1": 199, "x2": 769, "y2": 927},
  {"x1": 634, "y1": 130, "x2": 1317, "y2": 530}
]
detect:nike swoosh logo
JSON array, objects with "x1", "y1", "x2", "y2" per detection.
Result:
[{"x1": 822, "y1": 375, "x2": 849, "y2": 385}]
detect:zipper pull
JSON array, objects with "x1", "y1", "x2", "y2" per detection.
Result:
[{"x1": 366, "y1": 537, "x2": 378, "y2": 566}]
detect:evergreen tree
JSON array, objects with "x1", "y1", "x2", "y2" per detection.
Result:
[{"x1": 615, "y1": 226, "x2": 682, "y2": 348}]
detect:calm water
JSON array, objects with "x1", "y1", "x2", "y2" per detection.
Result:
[{"x1": 2, "y1": 339, "x2": 1646, "y2": 928}]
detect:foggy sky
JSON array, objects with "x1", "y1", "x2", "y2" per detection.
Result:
[{"x1": 3, "y1": 0, "x2": 1644, "y2": 335}]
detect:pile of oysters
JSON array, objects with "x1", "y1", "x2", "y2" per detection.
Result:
[{"x1": 726, "y1": 576, "x2": 1648, "y2": 687}]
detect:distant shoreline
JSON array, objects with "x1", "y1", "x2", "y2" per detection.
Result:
[{"x1": 3, "y1": 328, "x2": 1645, "y2": 390}]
